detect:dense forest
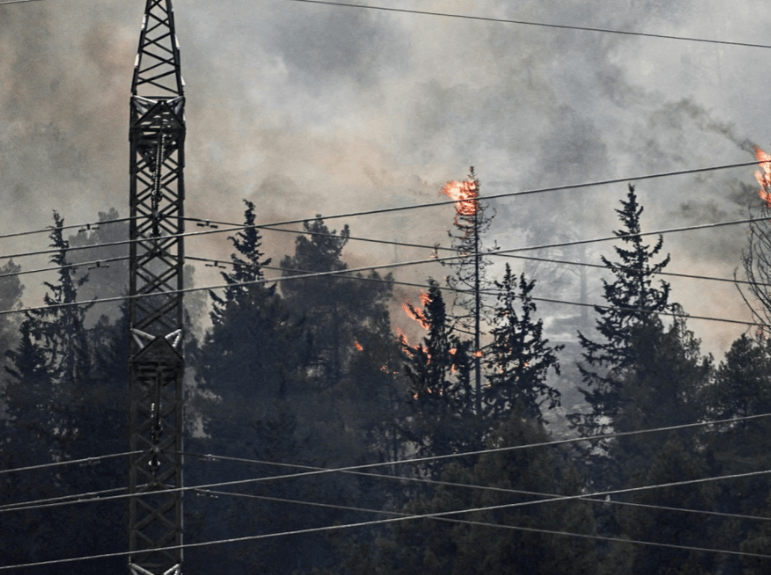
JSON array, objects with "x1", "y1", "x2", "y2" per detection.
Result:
[{"x1": 4, "y1": 180, "x2": 771, "y2": 575}]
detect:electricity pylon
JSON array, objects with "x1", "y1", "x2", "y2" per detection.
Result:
[{"x1": 127, "y1": 1, "x2": 186, "y2": 574}]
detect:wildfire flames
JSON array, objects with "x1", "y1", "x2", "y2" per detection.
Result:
[
  {"x1": 395, "y1": 326, "x2": 413, "y2": 349},
  {"x1": 441, "y1": 179, "x2": 478, "y2": 216},
  {"x1": 399, "y1": 291, "x2": 430, "y2": 330},
  {"x1": 755, "y1": 146, "x2": 771, "y2": 207},
  {"x1": 353, "y1": 340, "x2": 363, "y2": 352}
]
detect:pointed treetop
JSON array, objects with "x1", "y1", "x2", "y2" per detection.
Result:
[{"x1": 131, "y1": 0, "x2": 184, "y2": 99}]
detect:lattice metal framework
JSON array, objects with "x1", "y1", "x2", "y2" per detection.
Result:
[{"x1": 128, "y1": 1, "x2": 186, "y2": 574}]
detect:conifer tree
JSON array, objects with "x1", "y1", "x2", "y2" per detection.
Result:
[
  {"x1": 280, "y1": 216, "x2": 393, "y2": 391},
  {"x1": 210, "y1": 199, "x2": 271, "y2": 325},
  {"x1": 572, "y1": 184, "x2": 672, "y2": 437},
  {"x1": 198, "y1": 200, "x2": 307, "y2": 440},
  {"x1": 440, "y1": 167, "x2": 496, "y2": 414},
  {"x1": 400, "y1": 279, "x2": 473, "y2": 462},
  {"x1": 6, "y1": 212, "x2": 93, "y2": 457},
  {"x1": 485, "y1": 264, "x2": 563, "y2": 423}
]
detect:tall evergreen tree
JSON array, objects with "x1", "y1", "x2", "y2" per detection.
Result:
[
  {"x1": 616, "y1": 435, "x2": 717, "y2": 575},
  {"x1": 197, "y1": 200, "x2": 307, "y2": 441},
  {"x1": 278, "y1": 216, "x2": 395, "y2": 459},
  {"x1": 485, "y1": 264, "x2": 563, "y2": 424},
  {"x1": 6, "y1": 212, "x2": 93, "y2": 458},
  {"x1": 281, "y1": 217, "x2": 351, "y2": 389},
  {"x1": 400, "y1": 279, "x2": 475, "y2": 465},
  {"x1": 572, "y1": 184, "x2": 672, "y2": 438},
  {"x1": 1, "y1": 213, "x2": 126, "y2": 574},
  {"x1": 440, "y1": 167, "x2": 496, "y2": 414},
  {"x1": 610, "y1": 313, "x2": 711, "y2": 478},
  {"x1": 701, "y1": 334, "x2": 771, "y2": 550},
  {"x1": 209, "y1": 199, "x2": 271, "y2": 326}
]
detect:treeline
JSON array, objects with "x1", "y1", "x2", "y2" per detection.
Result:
[{"x1": 3, "y1": 186, "x2": 771, "y2": 575}]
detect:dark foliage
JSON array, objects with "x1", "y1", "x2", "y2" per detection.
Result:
[{"x1": 485, "y1": 264, "x2": 563, "y2": 424}]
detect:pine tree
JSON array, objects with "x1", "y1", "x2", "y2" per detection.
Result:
[
  {"x1": 572, "y1": 184, "x2": 672, "y2": 437},
  {"x1": 400, "y1": 279, "x2": 474, "y2": 463},
  {"x1": 209, "y1": 199, "x2": 271, "y2": 325},
  {"x1": 1, "y1": 214, "x2": 127, "y2": 572},
  {"x1": 611, "y1": 313, "x2": 711, "y2": 477},
  {"x1": 702, "y1": 334, "x2": 771, "y2": 540},
  {"x1": 440, "y1": 167, "x2": 496, "y2": 414},
  {"x1": 6, "y1": 212, "x2": 93, "y2": 457},
  {"x1": 280, "y1": 216, "x2": 393, "y2": 391},
  {"x1": 485, "y1": 264, "x2": 563, "y2": 424}
]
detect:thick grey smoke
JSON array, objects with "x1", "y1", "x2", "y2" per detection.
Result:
[{"x1": 0, "y1": 0, "x2": 767, "y2": 355}]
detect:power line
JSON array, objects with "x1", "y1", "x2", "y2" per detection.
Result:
[
  {"x1": 6, "y1": 411, "x2": 770, "y2": 514},
  {"x1": 0, "y1": 158, "x2": 758, "y2": 263},
  {"x1": 0, "y1": 0, "x2": 44, "y2": 5},
  {"x1": 291, "y1": 0, "x2": 771, "y2": 50},
  {"x1": 0, "y1": 251, "x2": 757, "y2": 328},
  {"x1": 5, "y1": 470, "x2": 771, "y2": 571},
  {"x1": 0, "y1": 217, "x2": 131, "y2": 244},
  {"x1": 0, "y1": 209, "x2": 756, "y2": 306},
  {"x1": 187, "y1": 251, "x2": 758, "y2": 328},
  {"x1": 181, "y1": 159, "x2": 760, "y2": 230},
  {"x1": 0, "y1": 487, "x2": 126, "y2": 512},
  {"x1": 188, "y1": 218, "x2": 760, "y2": 290},
  {"x1": 189, "y1": 453, "x2": 771, "y2": 525},
  {"x1": 0, "y1": 214, "x2": 763, "y2": 329},
  {"x1": 0, "y1": 256, "x2": 129, "y2": 281},
  {"x1": 0, "y1": 450, "x2": 139, "y2": 476}
]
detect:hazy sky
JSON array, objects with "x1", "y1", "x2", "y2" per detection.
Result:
[{"x1": 1, "y1": 0, "x2": 770, "y2": 356}]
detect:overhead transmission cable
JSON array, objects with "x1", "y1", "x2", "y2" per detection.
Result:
[
  {"x1": 5, "y1": 468, "x2": 771, "y2": 572},
  {"x1": 0, "y1": 158, "x2": 757, "y2": 258},
  {"x1": 291, "y1": 0, "x2": 771, "y2": 50},
  {"x1": 0, "y1": 450, "x2": 140, "y2": 476},
  {"x1": 187, "y1": 218, "x2": 761, "y2": 290},
  {"x1": 3, "y1": 191, "x2": 761, "y2": 265},
  {"x1": 0, "y1": 215, "x2": 764, "y2": 328},
  {"x1": 0, "y1": 206, "x2": 757, "y2": 289},
  {"x1": 0, "y1": 256, "x2": 129, "y2": 281},
  {"x1": 4, "y1": 411, "x2": 770, "y2": 514},
  {"x1": 0, "y1": 487, "x2": 127, "y2": 512},
  {"x1": 0, "y1": 215, "x2": 749, "y2": 287},
  {"x1": 186, "y1": 252, "x2": 758, "y2": 329},
  {"x1": 188, "y1": 452, "x2": 771, "y2": 525},
  {"x1": 181, "y1": 159, "x2": 760, "y2": 229},
  {"x1": 0, "y1": 216, "x2": 132, "y2": 244},
  {"x1": 0, "y1": 249, "x2": 759, "y2": 327}
]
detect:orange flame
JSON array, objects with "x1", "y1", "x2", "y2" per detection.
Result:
[
  {"x1": 399, "y1": 291, "x2": 430, "y2": 330},
  {"x1": 354, "y1": 340, "x2": 363, "y2": 352},
  {"x1": 441, "y1": 180, "x2": 478, "y2": 216},
  {"x1": 755, "y1": 146, "x2": 771, "y2": 207}
]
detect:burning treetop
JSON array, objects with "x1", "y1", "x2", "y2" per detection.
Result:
[
  {"x1": 441, "y1": 179, "x2": 478, "y2": 216},
  {"x1": 755, "y1": 145, "x2": 771, "y2": 207}
]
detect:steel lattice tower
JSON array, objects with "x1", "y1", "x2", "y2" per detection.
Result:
[{"x1": 128, "y1": 1, "x2": 186, "y2": 574}]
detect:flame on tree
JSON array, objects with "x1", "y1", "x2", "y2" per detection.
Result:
[
  {"x1": 739, "y1": 146, "x2": 771, "y2": 329},
  {"x1": 440, "y1": 167, "x2": 496, "y2": 415},
  {"x1": 400, "y1": 280, "x2": 473, "y2": 463}
]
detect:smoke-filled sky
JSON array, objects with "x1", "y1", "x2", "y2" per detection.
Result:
[{"x1": 1, "y1": 0, "x2": 770, "y2": 357}]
